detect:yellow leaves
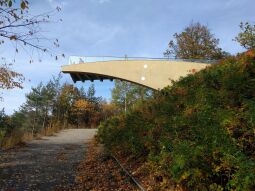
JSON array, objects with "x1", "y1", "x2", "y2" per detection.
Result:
[
  {"x1": 21, "y1": 1, "x2": 28, "y2": 10},
  {"x1": 214, "y1": 165, "x2": 221, "y2": 173},
  {"x1": 0, "y1": 64, "x2": 24, "y2": 90},
  {"x1": 180, "y1": 171, "x2": 190, "y2": 181},
  {"x1": 102, "y1": 103, "x2": 117, "y2": 112},
  {"x1": 212, "y1": 159, "x2": 231, "y2": 175},
  {"x1": 71, "y1": 99, "x2": 94, "y2": 115}
]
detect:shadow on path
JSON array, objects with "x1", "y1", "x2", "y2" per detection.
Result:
[{"x1": 0, "y1": 129, "x2": 97, "y2": 191}]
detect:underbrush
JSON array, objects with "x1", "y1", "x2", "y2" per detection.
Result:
[
  {"x1": 0, "y1": 123, "x2": 64, "y2": 149},
  {"x1": 0, "y1": 129, "x2": 33, "y2": 149},
  {"x1": 98, "y1": 52, "x2": 255, "y2": 191},
  {"x1": 0, "y1": 119, "x2": 98, "y2": 150}
]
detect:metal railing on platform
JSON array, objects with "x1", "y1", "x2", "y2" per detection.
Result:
[{"x1": 68, "y1": 56, "x2": 217, "y2": 65}]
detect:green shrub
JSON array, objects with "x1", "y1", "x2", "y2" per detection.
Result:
[{"x1": 98, "y1": 54, "x2": 255, "y2": 190}]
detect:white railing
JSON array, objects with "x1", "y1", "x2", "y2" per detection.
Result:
[{"x1": 68, "y1": 56, "x2": 217, "y2": 65}]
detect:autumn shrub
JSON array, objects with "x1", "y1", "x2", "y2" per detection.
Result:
[
  {"x1": 98, "y1": 53, "x2": 255, "y2": 190},
  {"x1": 0, "y1": 129, "x2": 24, "y2": 149},
  {"x1": 97, "y1": 115, "x2": 125, "y2": 149}
]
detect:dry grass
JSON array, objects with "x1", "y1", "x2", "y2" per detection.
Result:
[
  {"x1": 0, "y1": 130, "x2": 33, "y2": 149},
  {"x1": 39, "y1": 126, "x2": 61, "y2": 137},
  {"x1": 0, "y1": 125, "x2": 64, "y2": 150}
]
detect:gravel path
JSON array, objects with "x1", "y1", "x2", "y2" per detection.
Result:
[{"x1": 0, "y1": 129, "x2": 97, "y2": 191}]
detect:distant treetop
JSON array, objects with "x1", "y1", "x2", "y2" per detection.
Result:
[
  {"x1": 164, "y1": 22, "x2": 229, "y2": 60},
  {"x1": 235, "y1": 22, "x2": 255, "y2": 50}
]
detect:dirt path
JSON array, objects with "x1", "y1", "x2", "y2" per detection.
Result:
[{"x1": 0, "y1": 129, "x2": 97, "y2": 191}]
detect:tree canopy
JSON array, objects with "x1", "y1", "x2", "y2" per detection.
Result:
[
  {"x1": 111, "y1": 80, "x2": 153, "y2": 113},
  {"x1": 235, "y1": 22, "x2": 255, "y2": 50},
  {"x1": 164, "y1": 22, "x2": 228, "y2": 60}
]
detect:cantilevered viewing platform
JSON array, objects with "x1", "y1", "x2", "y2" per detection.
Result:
[{"x1": 61, "y1": 56, "x2": 212, "y2": 90}]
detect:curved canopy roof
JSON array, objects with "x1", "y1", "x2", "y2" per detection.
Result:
[{"x1": 62, "y1": 59, "x2": 210, "y2": 90}]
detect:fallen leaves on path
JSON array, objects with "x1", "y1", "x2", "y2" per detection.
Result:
[
  {"x1": 67, "y1": 141, "x2": 139, "y2": 191},
  {"x1": 56, "y1": 140, "x2": 184, "y2": 191}
]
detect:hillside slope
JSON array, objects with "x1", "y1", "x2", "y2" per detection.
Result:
[{"x1": 98, "y1": 52, "x2": 255, "y2": 191}]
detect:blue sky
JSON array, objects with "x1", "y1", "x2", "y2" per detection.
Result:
[{"x1": 0, "y1": 0, "x2": 254, "y2": 114}]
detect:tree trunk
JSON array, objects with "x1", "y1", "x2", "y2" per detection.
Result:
[
  {"x1": 32, "y1": 111, "x2": 36, "y2": 137},
  {"x1": 124, "y1": 94, "x2": 127, "y2": 114},
  {"x1": 42, "y1": 105, "x2": 48, "y2": 131}
]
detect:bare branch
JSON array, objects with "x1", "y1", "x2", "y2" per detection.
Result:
[{"x1": 0, "y1": 0, "x2": 62, "y2": 91}]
